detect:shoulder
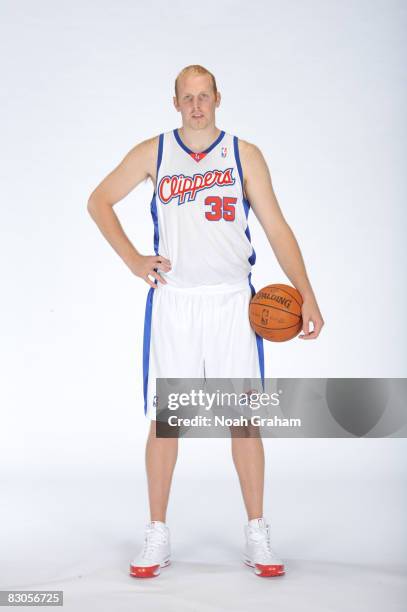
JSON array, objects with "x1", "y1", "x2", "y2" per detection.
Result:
[
  {"x1": 125, "y1": 135, "x2": 161, "y2": 178},
  {"x1": 129, "y1": 134, "x2": 160, "y2": 159},
  {"x1": 236, "y1": 138, "x2": 265, "y2": 164},
  {"x1": 235, "y1": 138, "x2": 268, "y2": 184}
]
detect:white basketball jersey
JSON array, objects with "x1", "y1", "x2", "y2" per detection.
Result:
[{"x1": 149, "y1": 128, "x2": 256, "y2": 288}]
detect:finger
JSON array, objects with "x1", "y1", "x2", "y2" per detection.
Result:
[
  {"x1": 313, "y1": 321, "x2": 323, "y2": 335},
  {"x1": 145, "y1": 277, "x2": 157, "y2": 288},
  {"x1": 149, "y1": 271, "x2": 167, "y2": 284},
  {"x1": 312, "y1": 318, "x2": 323, "y2": 331},
  {"x1": 155, "y1": 255, "x2": 172, "y2": 266},
  {"x1": 299, "y1": 331, "x2": 317, "y2": 339},
  {"x1": 299, "y1": 322, "x2": 318, "y2": 339},
  {"x1": 155, "y1": 262, "x2": 172, "y2": 272},
  {"x1": 299, "y1": 318, "x2": 315, "y2": 338},
  {"x1": 299, "y1": 327, "x2": 314, "y2": 338},
  {"x1": 302, "y1": 318, "x2": 310, "y2": 334},
  {"x1": 152, "y1": 259, "x2": 171, "y2": 272}
]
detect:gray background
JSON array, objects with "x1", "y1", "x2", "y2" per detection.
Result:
[{"x1": 1, "y1": 0, "x2": 406, "y2": 610}]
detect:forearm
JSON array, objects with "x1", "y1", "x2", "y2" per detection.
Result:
[
  {"x1": 266, "y1": 223, "x2": 315, "y2": 301},
  {"x1": 87, "y1": 197, "x2": 140, "y2": 269}
]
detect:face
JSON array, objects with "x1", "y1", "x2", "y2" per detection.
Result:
[{"x1": 173, "y1": 73, "x2": 221, "y2": 130}]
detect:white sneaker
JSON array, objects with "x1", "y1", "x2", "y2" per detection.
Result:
[
  {"x1": 129, "y1": 521, "x2": 171, "y2": 578},
  {"x1": 243, "y1": 518, "x2": 285, "y2": 577}
]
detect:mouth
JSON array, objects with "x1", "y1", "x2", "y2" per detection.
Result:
[{"x1": 192, "y1": 114, "x2": 204, "y2": 119}]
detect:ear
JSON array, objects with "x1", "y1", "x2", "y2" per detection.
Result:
[
  {"x1": 173, "y1": 96, "x2": 180, "y2": 112},
  {"x1": 216, "y1": 91, "x2": 221, "y2": 107}
]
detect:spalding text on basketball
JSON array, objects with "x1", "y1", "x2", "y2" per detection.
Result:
[{"x1": 257, "y1": 291, "x2": 292, "y2": 310}]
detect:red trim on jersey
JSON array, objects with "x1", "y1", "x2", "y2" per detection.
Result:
[{"x1": 189, "y1": 151, "x2": 208, "y2": 162}]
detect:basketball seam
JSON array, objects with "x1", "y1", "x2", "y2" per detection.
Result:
[
  {"x1": 252, "y1": 322, "x2": 301, "y2": 331},
  {"x1": 249, "y1": 302, "x2": 301, "y2": 319},
  {"x1": 271, "y1": 286, "x2": 302, "y2": 308}
]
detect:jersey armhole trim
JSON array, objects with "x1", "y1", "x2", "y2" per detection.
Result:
[
  {"x1": 156, "y1": 133, "x2": 164, "y2": 178},
  {"x1": 150, "y1": 134, "x2": 163, "y2": 256},
  {"x1": 233, "y1": 136, "x2": 250, "y2": 217}
]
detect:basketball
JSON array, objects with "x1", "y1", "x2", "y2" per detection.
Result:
[{"x1": 249, "y1": 284, "x2": 303, "y2": 342}]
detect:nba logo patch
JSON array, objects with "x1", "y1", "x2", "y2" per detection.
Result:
[{"x1": 221, "y1": 146, "x2": 227, "y2": 158}]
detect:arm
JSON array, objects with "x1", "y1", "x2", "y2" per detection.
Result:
[
  {"x1": 239, "y1": 140, "x2": 324, "y2": 339},
  {"x1": 87, "y1": 136, "x2": 171, "y2": 288}
]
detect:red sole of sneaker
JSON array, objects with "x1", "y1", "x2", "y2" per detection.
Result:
[
  {"x1": 254, "y1": 564, "x2": 285, "y2": 578},
  {"x1": 244, "y1": 561, "x2": 285, "y2": 577},
  {"x1": 130, "y1": 565, "x2": 160, "y2": 578},
  {"x1": 129, "y1": 561, "x2": 170, "y2": 578}
]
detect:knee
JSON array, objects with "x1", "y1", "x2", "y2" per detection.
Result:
[
  {"x1": 149, "y1": 420, "x2": 181, "y2": 440},
  {"x1": 230, "y1": 424, "x2": 261, "y2": 439}
]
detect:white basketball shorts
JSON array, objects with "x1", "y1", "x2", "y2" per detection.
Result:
[{"x1": 142, "y1": 277, "x2": 265, "y2": 420}]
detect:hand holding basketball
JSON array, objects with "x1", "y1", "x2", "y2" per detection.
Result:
[
  {"x1": 297, "y1": 293, "x2": 325, "y2": 339},
  {"x1": 249, "y1": 284, "x2": 303, "y2": 342}
]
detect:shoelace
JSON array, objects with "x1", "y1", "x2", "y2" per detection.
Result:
[
  {"x1": 248, "y1": 525, "x2": 273, "y2": 555},
  {"x1": 142, "y1": 526, "x2": 168, "y2": 560}
]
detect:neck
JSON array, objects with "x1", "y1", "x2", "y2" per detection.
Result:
[{"x1": 178, "y1": 125, "x2": 220, "y2": 152}]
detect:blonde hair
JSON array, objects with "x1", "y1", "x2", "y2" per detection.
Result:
[{"x1": 175, "y1": 65, "x2": 217, "y2": 99}]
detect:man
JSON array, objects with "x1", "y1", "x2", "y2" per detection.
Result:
[{"x1": 87, "y1": 64, "x2": 324, "y2": 579}]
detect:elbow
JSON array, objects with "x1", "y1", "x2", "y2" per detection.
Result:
[
  {"x1": 87, "y1": 195, "x2": 101, "y2": 219},
  {"x1": 87, "y1": 195, "x2": 94, "y2": 213},
  {"x1": 87, "y1": 193, "x2": 114, "y2": 220}
]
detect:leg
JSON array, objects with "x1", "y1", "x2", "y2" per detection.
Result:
[
  {"x1": 231, "y1": 426, "x2": 265, "y2": 520},
  {"x1": 202, "y1": 284, "x2": 266, "y2": 521},
  {"x1": 130, "y1": 421, "x2": 174, "y2": 578},
  {"x1": 145, "y1": 420, "x2": 178, "y2": 523}
]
